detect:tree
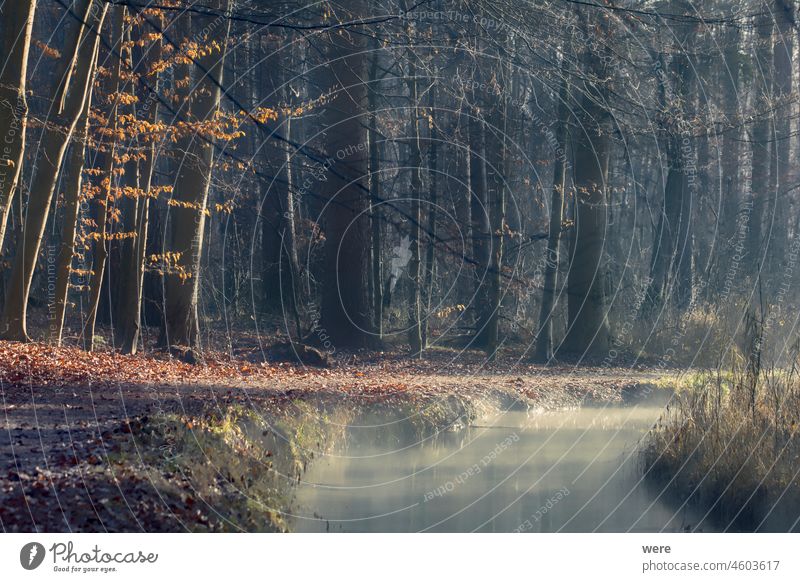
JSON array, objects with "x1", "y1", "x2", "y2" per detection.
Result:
[
  {"x1": 0, "y1": 0, "x2": 36, "y2": 255},
  {"x1": 767, "y1": 0, "x2": 793, "y2": 274},
  {"x1": 562, "y1": 8, "x2": 612, "y2": 356},
  {"x1": 162, "y1": 0, "x2": 232, "y2": 361},
  {"x1": 645, "y1": 8, "x2": 697, "y2": 311},
  {"x1": 117, "y1": 14, "x2": 164, "y2": 354},
  {"x1": 744, "y1": 13, "x2": 774, "y2": 279},
  {"x1": 0, "y1": 0, "x2": 107, "y2": 341},
  {"x1": 422, "y1": 83, "x2": 439, "y2": 349},
  {"x1": 317, "y1": 1, "x2": 373, "y2": 349},
  {"x1": 50, "y1": 72, "x2": 95, "y2": 345},
  {"x1": 368, "y1": 45, "x2": 384, "y2": 340},
  {"x1": 468, "y1": 78, "x2": 491, "y2": 347},
  {"x1": 260, "y1": 46, "x2": 300, "y2": 331},
  {"x1": 405, "y1": 12, "x2": 424, "y2": 354},
  {"x1": 83, "y1": 4, "x2": 124, "y2": 350},
  {"x1": 484, "y1": 43, "x2": 511, "y2": 358},
  {"x1": 535, "y1": 72, "x2": 570, "y2": 361}
]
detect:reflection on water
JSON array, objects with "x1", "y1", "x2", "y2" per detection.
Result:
[{"x1": 291, "y1": 404, "x2": 711, "y2": 532}]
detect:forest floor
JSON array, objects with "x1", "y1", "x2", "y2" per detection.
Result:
[{"x1": 0, "y1": 338, "x2": 673, "y2": 532}]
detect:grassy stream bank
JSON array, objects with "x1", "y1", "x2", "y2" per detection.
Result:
[{"x1": 116, "y1": 393, "x2": 486, "y2": 532}]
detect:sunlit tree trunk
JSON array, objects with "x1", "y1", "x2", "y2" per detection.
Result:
[
  {"x1": 51, "y1": 80, "x2": 96, "y2": 345},
  {"x1": 0, "y1": 0, "x2": 36, "y2": 256},
  {"x1": 0, "y1": 0, "x2": 106, "y2": 341},
  {"x1": 260, "y1": 115, "x2": 301, "y2": 332},
  {"x1": 162, "y1": 0, "x2": 231, "y2": 360},
  {"x1": 83, "y1": 5, "x2": 124, "y2": 350},
  {"x1": 261, "y1": 54, "x2": 300, "y2": 328},
  {"x1": 118, "y1": 19, "x2": 162, "y2": 355}
]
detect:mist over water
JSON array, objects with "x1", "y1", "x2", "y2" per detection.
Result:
[{"x1": 292, "y1": 404, "x2": 712, "y2": 532}]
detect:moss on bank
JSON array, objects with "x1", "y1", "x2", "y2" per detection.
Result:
[{"x1": 115, "y1": 392, "x2": 480, "y2": 532}]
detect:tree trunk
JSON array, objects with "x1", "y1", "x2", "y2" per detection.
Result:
[
  {"x1": 0, "y1": 0, "x2": 105, "y2": 341},
  {"x1": 645, "y1": 35, "x2": 696, "y2": 311},
  {"x1": 260, "y1": 54, "x2": 300, "y2": 327},
  {"x1": 118, "y1": 18, "x2": 162, "y2": 355},
  {"x1": 422, "y1": 85, "x2": 438, "y2": 349},
  {"x1": 114, "y1": 27, "x2": 141, "y2": 346},
  {"x1": 769, "y1": 0, "x2": 792, "y2": 274},
  {"x1": 562, "y1": 10, "x2": 611, "y2": 356},
  {"x1": 469, "y1": 106, "x2": 490, "y2": 346},
  {"x1": 368, "y1": 48, "x2": 383, "y2": 340},
  {"x1": 484, "y1": 58, "x2": 511, "y2": 358},
  {"x1": 51, "y1": 82, "x2": 95, "y2": 345},
  {"x1": 406, "y1": 49, "x2": 423, "y2": 355},
  {"x1": 162, "y1": 1, "x2": 231, "y2": 360},
  {"x1": 455, "y1": 146, "x2": 472, "y2": 307},
  {"x1": 535, "y1": 75, "x2": 569, "y2": 361},
  {"x1": 318, "y1": 1, "x2": 372, "y2": 349},
  {"x1": 717, "y1": 26, "x2": 742, "y2": 274},
  {"x1": 260, "y1": 116, "x2": 301, "y2": 331},
  {"x1": 83, "y1": 5, "x2": 124, "y2": 350},
  {"x1": 0, "y1": 0, "x2": 36, "y2": 256},
  {"x1": 745, "y1": 19, "x2": 773, "y2": 279}
]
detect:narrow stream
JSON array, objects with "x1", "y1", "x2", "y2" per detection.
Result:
[{"x1": 291, "y1": 402, "x2": 711, "y2": 532}]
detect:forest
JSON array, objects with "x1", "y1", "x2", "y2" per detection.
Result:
[{"x1": 1, "y1": 0, "x2": 800, "y2": 534}]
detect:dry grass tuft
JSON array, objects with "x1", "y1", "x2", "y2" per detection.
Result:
[{"x1": 643, "y1": 358, "x2": 800, "y2": 531}]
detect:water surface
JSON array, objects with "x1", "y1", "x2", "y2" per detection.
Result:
[{"x1": 292, "y1": 403, "x2": 711, "y2": 532}]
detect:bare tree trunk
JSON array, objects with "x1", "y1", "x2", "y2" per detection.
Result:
[
  {"x1": 280, "y1": 116, "x2": 302, "y2": 338},
  {"x1": 120, "y1": 144, "x2": 155, "y2": 355},
  {"x1": 114, "y1": 26, "x2": 141, "y2": 345},
  {"x1": 484, "y1": 56, "x2": 511, "y2": 359},
  {"x1": 717, "y1": 26, "x2": 742, "y2": 273},
  {"x1": 455, "y1": 146, "x2": 472, "y2": 307},
  {"x1": 645, "y1": 27, "x2": 696, "y2": 311},
  {"x1": 368, "y1": 48, "x2": 384, "y2": 340},
  {"x1": 318, "y1": 0, "x2": 372, "y2": 349},
  {"x1": 535, "y1": 75, "x2": 569, "y2": 362},
  {"x1": 422, "y1": 85, "x2": 438, "y2": 349},
  {"x1": 261, "y1": 137, "x2": 300, "y2": 328},
  {"x1": 562, "y1": 10, "x2": 611, "y2": 356},
  {"x1": 119, "y1": 18, "x2": 162, "y2": 355},
  {"x1": 406, "y1": 46, "x2": 423, "y2": 355},
  {"x1": 0, "y1": 0, "x2": 36, "y2": 255},
  {"x1": 83, "y1": 5, "x2": 124, "y2": 350},
  {"x1": 745, "y1": 19, "x2": 773, "y2": 279},
  {"x1": 162, "y1": 0, "x2": 231, "y2": 361},
  {"x1": 769, "y1": 0, "x2": 793, "y2": 274},
  {"x1": 51, "y1": 81, "x2": 96, "y2": 344},
  {"x1": 260, "y1": 56, "x2": 299, "y2": 329},
  {"x1": 469, "y1": 106, "x2": 490, "y2": 346},
  {"x1": 1, "y1": 0, "x2": 106, "y2": 341}
]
